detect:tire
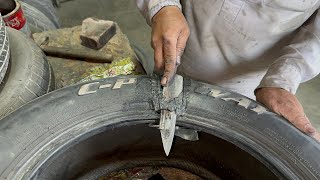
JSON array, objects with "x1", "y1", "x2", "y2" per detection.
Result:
[
  {"x1": 22, "y1": 0, "x2": 60, "y2": 28},
  {"x1": 0, "y1": 27, "x2": 55, "y2": 119},
  {"x1": 21, "y1": 2, "x2": 58, "y2": 33},
  {"x1": 0, "y1": 76, "x2": 319, "y2": 179},
  {"x1": 0, "y1": 16, "x2": 10, "y2": 84},
  {"x1": 51, "y1": 0, "x2": 60, "y2": 8}
]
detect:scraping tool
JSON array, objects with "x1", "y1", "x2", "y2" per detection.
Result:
[{"x1": 159, "y1": 75, "x2": 183, "y2": 156}]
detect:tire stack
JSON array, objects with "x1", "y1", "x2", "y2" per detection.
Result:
[
  {"x1": 0, "y1": 0, "x2": 59, "y2": 119},
  {"x1": 0, "y1": 16, "x2": 10, "y2": 85},
  {"x1": 21, "y1": 0, "x2": 60, "y2": 33}
]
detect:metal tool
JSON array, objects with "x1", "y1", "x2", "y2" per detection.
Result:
[
  {"x1": 159, "y1": 75, "x2": 183, "y2": 156},
  {"x1": 39, "y1": 36, "x2": 113, "y2": 63},
  {"x1": 40, "y1": 45, "x2": 113, "y2": 63}
]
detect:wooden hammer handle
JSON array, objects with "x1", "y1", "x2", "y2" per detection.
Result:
[{"x1": 40, "y1": 45, "x2": 113, "y2": 63}]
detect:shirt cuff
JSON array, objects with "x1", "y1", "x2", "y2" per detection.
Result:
[
  {"x1": 256, "y1": 62, "x2": 302, "y2": 94},
  {"x1": 147, "y1": 0, "x2": 182, "y2": 25}
]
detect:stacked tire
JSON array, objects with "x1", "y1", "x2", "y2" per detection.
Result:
[
  {"x1": 0, "y1": 17, "x2": 9, "y2": 85},
  {"x1": 21, "y1": 0, "x2": 60, "y2": 33},
  {"x1": 0, "y1": 27, "x2": 55, "y2": 118},
  {"x1": 0, "y1": 0, "x2": 59, "y2": 119}
]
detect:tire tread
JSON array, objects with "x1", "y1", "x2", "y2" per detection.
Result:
[
  {"x1": 21, "y1": 2, "x2": 57, "y2": 33},
  {"x1": 0, "y1": 17, "x2": 10, "y2": 84},
  {"x1": 0, "y1": 28, "x2": 55, "y2": 118}
]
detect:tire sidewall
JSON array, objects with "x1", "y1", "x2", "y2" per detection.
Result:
[
  {"x1": 0, "y1": 76, "x2": 319, "y2": 179},
  {"x1": 0, "y1": 28, "x2": 54, "y2": 118}
]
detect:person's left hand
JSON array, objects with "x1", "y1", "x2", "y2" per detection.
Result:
[{"x1": 256, "y1": 87, "x2": 320, "y2": 142}]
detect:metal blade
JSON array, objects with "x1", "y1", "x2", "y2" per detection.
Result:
[
  {"x1": 160, "y1": 110, "x2": 177, "y2": 156},
  {"x1": 159, "y1": 75, "x2": 183, "y2": 156},
  {"x1": 163, "y1": 75, "x2": 183, "y2": 101}
]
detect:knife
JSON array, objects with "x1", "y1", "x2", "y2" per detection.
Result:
[{"x1": 159, "y1": 75, "x2": 183, "y2": 156}]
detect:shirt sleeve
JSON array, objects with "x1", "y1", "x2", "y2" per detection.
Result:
[
  {"x1": 135, "y1": 0, "x2": 182, "y2": 25},
  {"x1": 257, "y1": 9, "x2": 320, "y2": 94}
]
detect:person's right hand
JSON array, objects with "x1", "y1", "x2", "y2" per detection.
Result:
[{"x1": 151, "y1": 6, "x2": 190, "y2": 86}]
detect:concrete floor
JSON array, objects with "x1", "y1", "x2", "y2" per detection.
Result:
[{"x1": 57, "y1": 0, "x2": 320, "y2": 131}]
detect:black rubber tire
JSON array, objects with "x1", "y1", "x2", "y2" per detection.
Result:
[
  {"x1": 0, "y1": 16, "x2": 10, "y2": 84},
  {"x1": 0, "y1": 27, "x2": 55, "y2": 119},
  {"x1": 21, "y1": 0, "x2": 60, "y2": 28},
  {"x1": 0, "y1": 75, "x2": 319, "y2": 179},
  {"x1": 51, "y1": 0, "x2": 60, "y2": 8},
  {"x1": 21, "y1": 2, "x2": 58, "y2": 33}
]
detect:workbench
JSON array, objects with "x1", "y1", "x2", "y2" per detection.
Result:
[{"x1": 32, "y1": 23, "x2": 144, "y2": 88}]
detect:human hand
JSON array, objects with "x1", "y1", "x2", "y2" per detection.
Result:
[
  {"x1": 256, "y1": 87, "x2": 320, "y2": 142},
  {"x1": 151, "y1": 6, "x2": 190, "y2": 86}
]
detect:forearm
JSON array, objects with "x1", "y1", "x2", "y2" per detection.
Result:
[
  {"x1": 135, "y1": 0, "x2": 182, "y2": 25},
  {"x1": 258, "y1": 10, "x2": 320, "y2": 94}
]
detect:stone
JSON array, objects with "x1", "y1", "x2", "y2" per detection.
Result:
[{"x1": 80, "y1": 17, "x2": 116, "y2": 50}]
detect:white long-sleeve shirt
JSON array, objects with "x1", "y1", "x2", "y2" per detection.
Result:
[{"x1": 136, "y1": 0, "x2": 320, "y2": 99}]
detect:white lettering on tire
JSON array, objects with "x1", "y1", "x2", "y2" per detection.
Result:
[
  {"x1": 112, "y1": 78, "x2": 136, "y2": 89},
  {"x1": 198, "y1": 87, "x2": 268, "y2": 114},
  {"x1": 78, "y1": 82, "x2": 100, "y2": 96},
  {"x1": 78, "y1": 78, "x2": 137, "y2": 96}
]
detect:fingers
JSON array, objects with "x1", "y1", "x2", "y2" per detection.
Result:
[
  {"x1": 150, "y1": 6, "x2": 189, "y2": 86},
  {"x1": 152, "y1": 39, "x2": 164, "y2": 72},
  {"x1": 161, "y1": 29, "x2": 190, "y2": 86},
  {"x1": 176, "y1": 30, "x2": 190, "y2": 65},
  {"x1": 278, "y1": 106, "x2": 319, "y2": 142},
  {"x1": 256, "y1": 88, "x2": 318, "y2": 138},
  {"x1": 161, "y1": 35, "x2": 178, "y2": 86},
  {"x1": 275, "y1": 96, "x2": 316, "y2": 136},
  {"x1": 281, "y1": 113, "x2": 316, "y2": 135},
  {"x1": 152, "y1": 33, "x2": 180, "y2": 86},
  {"x1": 312, "y1": 131, "x2": 320, "y2": 142}
]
